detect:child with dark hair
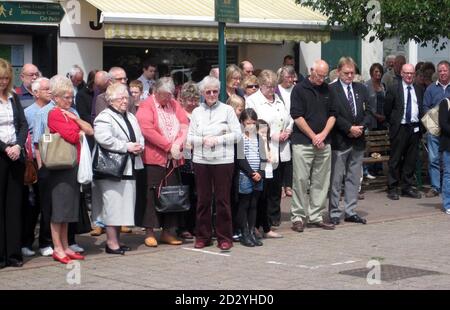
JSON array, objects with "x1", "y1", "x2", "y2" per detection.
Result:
[{"x1": 235, "y1": 109, "x2": 267, "y2": 247}]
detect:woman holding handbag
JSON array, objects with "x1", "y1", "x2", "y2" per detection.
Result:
[
  {"x1": 0, "y1": 58, "x2": 28, "y2": 268},
  {"x1": 136, "y1": 77, "x2": 189, "y2": 247},
  {"x1": 92, "y1": 83, "x2": 144, "y2": 255},
  {"x1": 47, "y1": 76, "x2": 93, "y2": 264}
]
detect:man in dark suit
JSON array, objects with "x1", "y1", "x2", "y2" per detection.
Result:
[
  {"x1": 384, "y1": 63, "x2": 424, "y2": 200},
  {"x1": 328, "y1": 57, "x2": 372, "y2": 225}
]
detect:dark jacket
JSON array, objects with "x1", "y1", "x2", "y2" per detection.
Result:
[
  {"x1": 329, "y1": 81, "x2": 373, "y2": 151},
  {"x1": 75, "y1": 86, "x2": 94, "y2": 125},
  {"x1": 384, "y1": 81, "x2": 424, "y2": 140},
  {"x1": 439, "y1": 97, "x2": 450, "y2": 152},
  {"x1": 0, "y1": 93, "x2": 28, "y2": 159},
  {"x1": 232, "y1": 134, "x2": 267, "y2": 203},
  {"x1": 290, "y1": 77, "x2": 337, "y2": 145}
]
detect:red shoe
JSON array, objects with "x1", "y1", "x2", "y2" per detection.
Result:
[
  {"x1": 52, "y1": 253, "x2": 72, "y2": 264},
  {"x1": 218, "y1": 241, "x2": 232, "y2": 251},
  {"x1": 194, "y1": 240, "x2": 212, "y2": 249},
  {"x1": 66, "y1": 252, "x2": 85, "y2": 260}
]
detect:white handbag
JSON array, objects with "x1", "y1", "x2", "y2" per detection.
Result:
[{"x1": 77, "y1": 134, "x2": 93, "y2": 184}]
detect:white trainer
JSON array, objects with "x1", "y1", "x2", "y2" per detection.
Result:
[
  {"x1": 445, "y1": 209, "x2": 450, "y2": 215},
  {"x1": 366, "y1": 173, "x2": 376, "y2": 180},
  {"x1": 39, "y1": 246, "x2": 54, "y2": 257},
  {"x1": 69, "y1": 244, "x2": 85, "y2": 253},
  {"x1": 21, "y1": 247, "x2": 36, "y2": 257}
]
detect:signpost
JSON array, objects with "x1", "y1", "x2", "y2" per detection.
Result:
[
  {"x1": 215, "y1": 0, "x2": 239, "y2": 102},
  {"x1": 0, "y1": 1, "x2": 65, "y2": 23}
]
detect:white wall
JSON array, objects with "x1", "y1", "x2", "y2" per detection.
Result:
[
  {"x1": 58, "y1": 37, "x2": 103, "y2": 76},
  {"x1": 299, "y1": 41, "x2": 321, "y2": 76},
  {"x1": 242, "y1": 42, "x2": 294, "y2": 72},
  {"x1": 361, "y1": 32, "x2": 383, "y2": 81},
  {"x1": 417, "y1": 38, "x2": 450, "y2": 66}
]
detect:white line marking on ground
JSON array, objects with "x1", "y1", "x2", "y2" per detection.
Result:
[
  {"x1": 266, "y1": 259, "x2": 361, "y2": 270},
  {"x1": 182, "y1": 247, "x2": 231, "y2": 257}
]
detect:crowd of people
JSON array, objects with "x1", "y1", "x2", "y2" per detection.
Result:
[{"x1": 0, "y1": 53, "x2": 449, "y2": 268}]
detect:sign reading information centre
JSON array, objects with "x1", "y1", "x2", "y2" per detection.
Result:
[
  {"x1": 215, "y1": 0, "x2": 239, "y2": 24},
  {"x1": 0, "y1": 1, "x2": 65, "y2": 23}
]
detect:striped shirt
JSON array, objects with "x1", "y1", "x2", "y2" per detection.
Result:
[{"x1": 239, "y1": 134, "x2": 260, "y2": 177}]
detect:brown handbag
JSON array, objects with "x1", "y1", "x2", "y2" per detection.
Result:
[{"x1": 24, "y1": 132, "x2": 38, "y2": 185}]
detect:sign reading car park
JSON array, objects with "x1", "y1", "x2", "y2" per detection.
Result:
[
  {"x1": 0, "y1": 1, "x2": 65, "y2": 23},
  {"x1": 215, "y1": 0, "x2": 239, "y2": 24}
]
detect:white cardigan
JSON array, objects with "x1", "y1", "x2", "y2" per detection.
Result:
[
  {"x1": 246, "y1": 90, "x2": 293, "y2": 163},
  {"x1": 94, "y1": 108, "x2": 144, "y2": 175}
]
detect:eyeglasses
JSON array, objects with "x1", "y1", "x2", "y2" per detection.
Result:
[
  {"x1": 112, "y1": 96, "x2": 129, "y2": 102},
  {"x1": 23, "y1": 72, "x2": 39, "y2": 77},
  {"x1": 114, "y1": 77, "x2": 128, "y2": 82},
  {"x1": 246, "y1": 84, "x2": 259, "y2": 89},
  {"x1": 205, "y1": 90, "x2": 219, "y2": 95},
  {"x1": 61, "y1": 95, "x2": 74, "y2": 101}
]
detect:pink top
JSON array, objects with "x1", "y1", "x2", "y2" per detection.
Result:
[{"x1": 136, "y1": 94, "x2": 188, "y2": 167}]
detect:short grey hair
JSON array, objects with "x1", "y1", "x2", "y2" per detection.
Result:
[
  {"x1": 198, "y1": 76, "x2": 221, "y2": 92},
  {"x1": 31, "y1": 77, "x2": 50, "y2": 92},
  {"x1": 153, "y1": 77, "x2": 175, "y2": 94},
  {"x1": 50, "y1": 75, "x2": 73, "y2": 98},
  {"x1": 258, "y1": 70, "x2": 277, "y2": 88},
  {"x1": 277, "y1": 66, "x2": 296, "y2": 84},
  {"x1": 105, "y1": 83, "x2": 129, "y2": 103},
  {"x1": 68, "y1": 65, "x2": 83, "y2": 78}
]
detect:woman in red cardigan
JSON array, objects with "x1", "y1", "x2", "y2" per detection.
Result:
[
  {"x1": 47, "y1": 76, "x2": 93, "y2": 264},
  {"x1": 136, "y1": 77, "x2": 189, "y2": 247}
]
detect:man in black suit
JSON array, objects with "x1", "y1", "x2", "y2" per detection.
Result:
[
  {"x1": 384, "y1": 63, "x2": 424, "y2": 200},
  {"x1": 328, "y1": 57, "x2": 372, "y2": 225}
]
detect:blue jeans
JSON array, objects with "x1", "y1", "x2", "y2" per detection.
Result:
[
  {"x1": 443, "y1": 151, "x2": 450, "y2": 211},
  {"x1": 427, "y1": 134, "x2": 441, "y2": 192}
]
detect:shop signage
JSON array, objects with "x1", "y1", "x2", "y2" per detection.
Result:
[
  {"x1": 215, "y1": 0, "x2": 239, "y2": 24},
  {"x1": 0, "y1": 1, "x2": 65, "y2": 23}
]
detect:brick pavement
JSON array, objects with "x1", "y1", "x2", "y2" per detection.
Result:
[{"x1": 0, "y1": 189, "x2": 449, "y2": 290}]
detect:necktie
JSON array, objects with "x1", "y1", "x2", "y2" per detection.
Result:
[
  {"x1": 405, "y1": 86, "x2": 412, "y2": 123},
  {"x1": 347, "y1": 85, "x2": 356, "y2": 117}
]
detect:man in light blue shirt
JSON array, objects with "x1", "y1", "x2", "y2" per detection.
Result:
[{"x1": 423, "y1": 60, "x2": 450, "y2": 198}]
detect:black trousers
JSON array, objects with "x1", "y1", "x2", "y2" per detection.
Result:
[
  {"x1": 388, "y1": 125, "x2": 420, "y2": 190},
  {"x1": 179, "y1": 172, "x2": 197, "y2": 234},
  {"x1": 266, "y1": 168, "x2": 282, "y2": 226},
  {"x1": 237, "y1": 191, "x2": 261, "y2": 230},
  {"x1": 279, "y1": 159, "x2": 293, "y2": 189},
  {"x1": 0, "y1": 154, "x2": 24, "y2": 266}
]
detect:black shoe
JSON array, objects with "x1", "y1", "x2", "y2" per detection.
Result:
[
  {"x1": 387, "y1": 190, "x2": 399, "y2": 200},
  {"x1": 105, "y1": 245, "x2": 125, "y2": 255},
  {"x1": 401, "y1": 188, "x2": 422, "y2": 199},
  {"x1": 239, "y1": 229, "x2": 255, "y2": 247},
  {"x1": 249, "y1": 229, "x2": 263, "y2": 246},
  {"x1": 330, "y1": 217, "x2": 340, "y2": 225},
  {"x1": 344, "y1": 214, "x2": 367, "y2": 224},
  {"x1": 120, "y1": 245, "x2": 131, "y2": 251},
  {"x1": 7, "y1": 258, "x2": 23, "y2": 267}
]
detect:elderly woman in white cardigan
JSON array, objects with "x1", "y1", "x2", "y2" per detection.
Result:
[
  {"x1": 246, "y1": 69, "x2": 294, "y2": 232},
  {"x1": 92, "y1": 83, "x2": 144, "y2": 255}
]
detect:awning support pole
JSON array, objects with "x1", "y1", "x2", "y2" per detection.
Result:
[{"x1": 218, "y1": 21, "x2": 227, "y2": 102}]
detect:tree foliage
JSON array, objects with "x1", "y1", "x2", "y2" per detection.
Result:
[{"x1": 296, "y1": 0, "x2": 450, "y2": 50}]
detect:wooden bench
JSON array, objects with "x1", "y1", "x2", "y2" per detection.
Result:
[
  {"x1": 363, "y1": 130, "x2": 390, "y2": 165},
  {"x1": 362, "y1": 130, "x2": 390, "y2": 189}
]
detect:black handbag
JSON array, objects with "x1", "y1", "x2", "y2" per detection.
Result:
[
  {"x1": 92, "y1": 115, "x2": 130, "y2": 180},
  {"x1": 92, "y1": 146, "x2": 129, "y2": 180},
  {"x1": 154, "y1": 162, "x2": 190, "y2": 213}
]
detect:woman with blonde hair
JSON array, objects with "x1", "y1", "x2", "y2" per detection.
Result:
[
  {"x1": 225, "y1": 64, "x2": 245, "y2": 100},
  {"x1": 0, "y1": 58, "x2": 28, "y2": 268},
  {"x1": 242, "y1": 75, "x2": 259, "y2": 99}
]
